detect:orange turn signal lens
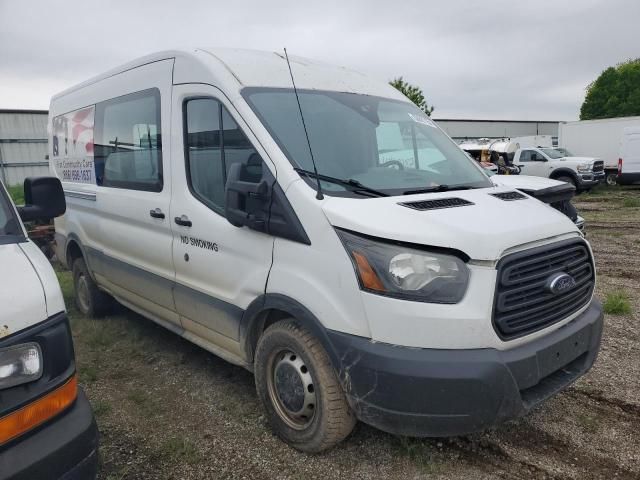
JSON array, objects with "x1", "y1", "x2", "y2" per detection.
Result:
[
  {"x1": 352, "y1": 251, "x2": 386, "y2": 292},
  {"x1": 0, "y1": 374, "x2": 78, "y2": 445}
]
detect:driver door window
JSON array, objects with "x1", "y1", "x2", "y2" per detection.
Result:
[
  {"x1": 519, "y1": 150, "x2": 533, "y2": 162},
  {"x1": 184, "y1": 98, "x2": 262, "y2": 215}
]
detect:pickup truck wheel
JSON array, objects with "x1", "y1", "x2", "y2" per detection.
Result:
[
  {"x1": 606, "y1": 172, "x2": 617, "y2": 186},
  {"x1": 254, "y1": 319, "x2": 356, "y2": 453},
  {"x1": 72, "y1": 258, "x2": 113, "y2": 317}
]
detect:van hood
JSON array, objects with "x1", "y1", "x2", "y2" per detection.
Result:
[
  {"x1": 322, "y1": 186, "x2": 579, "y2": 261},
  {"x1": 0, "y1": 243, "x2": 48, "y2": 338}
]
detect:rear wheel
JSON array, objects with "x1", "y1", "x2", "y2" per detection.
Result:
[
  {"x1": 254, "y1": 320, "x2": 356, "y2": 453},
  {"x1": 72, "y1": 257, "x2": 113, "y2": 317}
]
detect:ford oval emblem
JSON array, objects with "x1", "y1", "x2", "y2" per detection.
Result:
[{"x1": 546, "y1": 272, "x2": 577, "y2": 295}]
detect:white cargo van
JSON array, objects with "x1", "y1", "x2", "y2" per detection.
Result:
[
  {"x1": 50, "y1": 49, "x2": 603, "y2": 452},
  {"x1": 0, "y1": 177, "x2": 98, "y2": 478},
  {"x1": 618, "y1": 126, "x2": 640, "y2": 185}
]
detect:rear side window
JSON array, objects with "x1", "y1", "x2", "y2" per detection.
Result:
[
  {"x1": 94, "y1": 89, "x2": 162, "y2": 192},
  {"x1": 184, "y1": 98, "x2": 262, "y2": 214}
]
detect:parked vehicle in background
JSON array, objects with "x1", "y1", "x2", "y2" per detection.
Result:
[
  {"x1": 512, "y1": 146, "x2": 604, "y2": 191},
  {"x1": 558, "y1": 116, "x2": 640, "y2": 186},
  {"x1": 618, "y1": 126, "x2": 640, "y2": 185},
  {"x1": 50, "y1": 48, "x2": 603, "y2": 452},
  {"x1": 486, "y1": 172, "x2": 585, "y2": 232},
  {"x1": 0, "y1": 177, "x2": 98, "y2": 480}
]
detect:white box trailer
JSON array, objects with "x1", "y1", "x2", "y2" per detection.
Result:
[{"x1": 558, "y1": 116, "x2": 640, "y2": 185}]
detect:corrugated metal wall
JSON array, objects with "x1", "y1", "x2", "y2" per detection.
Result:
[{"x1": 0, "y1": 110, "x2": 49, "y2": 186}]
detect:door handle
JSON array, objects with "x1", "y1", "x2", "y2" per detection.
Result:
[
  {"x1": 174, "y1": 215, "x2": 192, "y2": 227},
  {"x1": 149, "y1": 208, "x2": 165, "y2": 219}
]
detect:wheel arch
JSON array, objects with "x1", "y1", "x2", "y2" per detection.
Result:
[
  {"x1": 549, "y1": 168, "x2": 579, "y2": 184},
  {"x1": 240, "y1": 294, "x2": 341, "y2": 372}
]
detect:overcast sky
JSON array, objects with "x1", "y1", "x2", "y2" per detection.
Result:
[{"x1": 0, "y1": 0, "x2": 638, "y2": 120}]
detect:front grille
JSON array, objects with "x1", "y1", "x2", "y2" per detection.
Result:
[
  {"x1": 493, "y1": 239, "x2": 594, "y2": 339},
  {"x1": 491, "y1": 191, "x2": 527, "y2": 201},
  {"x1": 593, "y1": 161, "x2": 604, "y2": 173},
  {"x1": 399, "y1": 198, "x2": 474, "y2": 211}
]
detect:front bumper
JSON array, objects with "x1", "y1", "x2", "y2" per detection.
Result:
[
  {"x1": 578, "y1": 172, "x2": 605, "y2": 186},
  {"x1": 0, "y1": 388, "x2": 99, "y2": 480},
  {"x1": 328, "y1": 299, "x2": 603, "y2": 437}
]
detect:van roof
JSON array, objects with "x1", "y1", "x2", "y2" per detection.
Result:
[{"x1": 52, "y1": 48, "x2": 406, "y2": 102}]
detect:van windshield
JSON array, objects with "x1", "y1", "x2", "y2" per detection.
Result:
[
  {"x1": 0, "y1": 185, "x2": 21, "y2": 239},
  {"x1": 243, "y1": 89, "x2": 491, "y2": 196}
]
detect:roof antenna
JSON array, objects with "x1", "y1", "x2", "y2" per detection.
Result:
[{"x1": 283, "y1": 48, "x2": 323, "y2": 200}]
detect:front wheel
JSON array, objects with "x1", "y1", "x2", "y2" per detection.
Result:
[
  {"x1": 606, "y1": 172, "x2": 617, "y2": 186},
  {"x1": 556, "y1": 175, "x2": 577, "y2": 189},
  {"x1": 254, "y1": 320, "x2": 356, "y2": 453}
]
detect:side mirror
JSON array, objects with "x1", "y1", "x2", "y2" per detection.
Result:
[
  {"x1": 17, "y1": 177, "x2": 66, "y2": 222},
  {"x1": 225, "y1": 162, "x2": 270, "y2": 231}
]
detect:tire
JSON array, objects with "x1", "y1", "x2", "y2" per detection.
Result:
[
  {"x1": 556, "y1": 175, "x2": 577, "y2": 189},
  {"x1": 606, "y1": 172, "x2": 617, "y2": 186},
  {"x1": 72, "y1": 257, "x2": 113, "y2": 317},
  {"x1": 254, "y1": 319, "x2": 356, "y2": 453}
]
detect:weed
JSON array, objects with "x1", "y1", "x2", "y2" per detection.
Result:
[
  {"x1": 603, "y1": 291, "x2": 632, "y2": 315},
  {"x1": 394, "y1": 437, "x2": 444, "y2": 474},
  {"x1": 158, "y1": 436, "x2": 200, "y2": 464},
  {"x1": 79, "y1": 363, "x2": 99, "y2": 383},
  {"x1": 622, "y1": 197, "x2": 640, "y2": 208},
  {"x1": 93, "y1": 399, "x2": 113, "y2": 418},
  {"x1": 576, "y1": 413, "x2": 599, "y2": 433}
]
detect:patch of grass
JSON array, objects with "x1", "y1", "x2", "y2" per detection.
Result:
[
  {"x1": 576, "y1": 413, "x2": 599, "y2": 434},
  {"x1": 78, "y1": 363, "x2": 99, "y2": 383},
  {"x1": 55, "y1": 269, "x2": 75, "y2": 310},
  {"x1": 603, "y1": 291, "x2": 632, "y2": 315},
  {"x1": 126, "y1": 388, "x2": 157, "y2": 417},
  {"x1": 393, "y1": 437, "x2": 445, "y2": 474},
  {"x1": 92, "y1": 399, "x2": 113, "y2": 418},
  {"x1": 6, "y1": 184, "x2": 24, "y2": 205},
  {"x1": 158, "y1": 436, "x2": 200, "y2": 464},
  {"x1": 622, "y1": 196, "x2": 640, "y2": 208}
]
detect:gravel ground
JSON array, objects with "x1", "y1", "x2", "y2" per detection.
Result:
[{"x1": 59, "y1": 186, "x2": 640, "y2": 480}]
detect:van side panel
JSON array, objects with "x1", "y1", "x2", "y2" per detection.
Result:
[{"x1": 52, "y1": 59, "x2": 179, "y2": 325}]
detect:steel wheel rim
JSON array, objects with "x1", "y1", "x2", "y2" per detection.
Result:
[
  {"x1": 606, "y1": 174, "x2": 617, "y2": 186},
  {"x1": 77, "y1": 274, "x2": 90, "y2": 313},
  {"x1": 266, "y1": 349, "x2": 317, "y2": 430}
]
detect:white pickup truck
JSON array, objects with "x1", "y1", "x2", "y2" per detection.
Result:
[{"x1": 513, "y1": 147, "x2": 605, "y2": 191}]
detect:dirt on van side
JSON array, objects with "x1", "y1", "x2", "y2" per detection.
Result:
[{"x1": 61, "y1": 185, "x2": 640, "y2": 480}]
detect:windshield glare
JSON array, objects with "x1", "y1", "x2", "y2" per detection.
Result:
[
  {"x1": 543, "y1": 148, "x2": 572, "y2": 159},
  {"x1": 0, "y1": 185, "x2": 21, "y2": 237},
  {"x1": 244, "y1": 89, "x2": 491, "y2": 194}
]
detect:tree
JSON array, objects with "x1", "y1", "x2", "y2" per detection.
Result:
[
  {"x1": 580, "y1": 59, "x2": 640, "y2": 120},
  {"x1": 389, "y1": 77, "x2": 434, "y2": 116}
]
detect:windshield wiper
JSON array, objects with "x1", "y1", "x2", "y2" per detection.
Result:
[
  {"x1": 294, "y1": 168, "x2": 389, "y2": 197},
  {"x1": 402, "y1": 184, "x2": 477, "y2": 195}
]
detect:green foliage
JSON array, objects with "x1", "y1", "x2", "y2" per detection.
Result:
[
  {"x1": 603, "y1": 291, "x2": 632, "y2": 315},
  {"x1": 389, "y1": 77, "x2": 434, "y2": 116},
  {"x1": 6, "y1": 184, "x2": 24, "y2": 205},
  {"x1": 622, "y1": 196, "x2": 640, "y2": 208},
  {"x1": 580, "y1": 59, "x2": 640, "y2": 120}
]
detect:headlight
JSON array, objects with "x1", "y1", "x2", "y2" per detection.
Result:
[
  {"x1": 0, "y1": 343, "x2": 43, "y2": 389},
  {"x1": 577, "y1": 163, "x2": 592, "y2": 173},
  {"x1": 336, "y1": 229, "x2": 469, "y2": 303}
]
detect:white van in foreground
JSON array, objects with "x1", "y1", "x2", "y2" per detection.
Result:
[
  {"x1": 50, "y1": 49, "x2": 603, "y2": 452},
  {"x1": 0, "y1": 178, "x2": 98, "y2": 478}
]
